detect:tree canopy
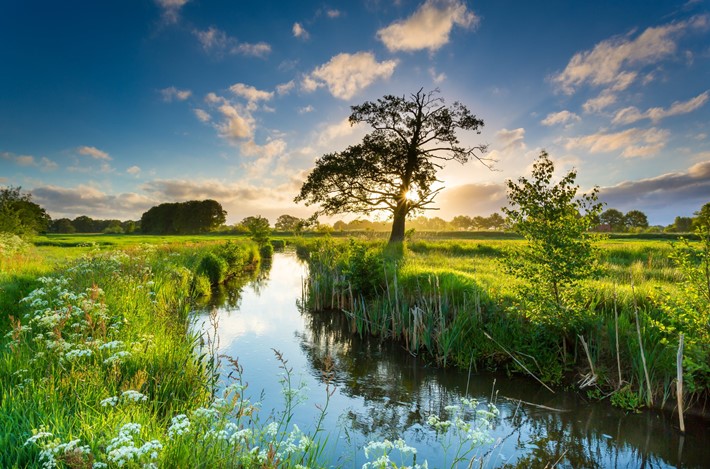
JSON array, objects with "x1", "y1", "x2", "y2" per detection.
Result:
[
  {"x1": 295, "y1": 89, "x2": 487, "y2": 244},
  {"x1": 0, "y1": 186, "x2": 51, "y2": 236},
  {"x1": 140, "y1": 200, "x2": 226, "y2": 234}
]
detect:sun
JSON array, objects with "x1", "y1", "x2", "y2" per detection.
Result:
[{"x1": 404, "y1": 187, "x2": 418, "y2": 201}]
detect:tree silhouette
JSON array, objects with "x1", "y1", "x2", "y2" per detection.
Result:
[{"x1": 295, "y1": 89, "x2": 487, "y2": 244}]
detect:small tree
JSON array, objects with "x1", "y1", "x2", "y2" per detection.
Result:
[
  {"x1": 693, "y1": 202, "x2": 710, "y2": 230},
  {"x1": 274, "y1": 214, "x2": 302, "y2": 232},
  {"x1": 295, "y1": 89, "x2": 487, "y2": 245},
  {"x1": 502, "y1": 151, "x2": 603, "y2": 325},
  {"x1": 600, "y1": 208, "x2": 625, "y2": 232},
  {"x1": 624, "y1": 209, "x2": 649, "y2": 230},
  {"x1": 240, "y1": 216, "x2": 271, "y2": 246}
]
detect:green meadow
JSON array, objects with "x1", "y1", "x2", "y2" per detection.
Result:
[{"x1": 1, "y1": 232, "x2": 707, "y2": 467}]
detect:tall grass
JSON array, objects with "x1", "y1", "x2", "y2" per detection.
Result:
[{"x1": 297, "y1": 237, "x2": 709, "y2": 413}]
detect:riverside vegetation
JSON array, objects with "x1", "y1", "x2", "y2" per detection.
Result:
[
  {"x1": 295, "y1": 230, "x2": 710, "y2": 416},
  {"x1": 1, "y1": 234, "x2": 502, "y2": 468}
]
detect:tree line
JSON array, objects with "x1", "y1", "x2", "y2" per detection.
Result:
[{"x1": 1, "y1": 183, "x2": 708, "y2": 238}]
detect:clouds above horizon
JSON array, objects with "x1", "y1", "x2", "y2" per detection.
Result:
[
  {"x1": 77, "y1": 146, "x2": 111, "y2": 161},
  {"x1": 552, "y1": 14, "x2": 708, "y2": 95},
  {"x1": 611, "y1": 90, "x2": 709, "y2": 125},
  {"x1": 193, "y1": 26, "x2": 271, "y2": 57},
  {"x1": 599, "y1": 159, "x2": 710, "y2": 217},
  {"x1": 563, "y1": 127, "x2": 669, "y2": 158},
  {"x1": 3, "y1": 1, "x2": 709, "y2": 227},
  {"x1": 303, "y1": 52, "x2": 397, "y2": 100},
  {"x1": 377, "y1": 0, "x2": 478, "y2": 53}
]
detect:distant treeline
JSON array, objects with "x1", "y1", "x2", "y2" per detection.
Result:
[
  {"x1": 140, "y1": 200, "x2": 226, "y2": 234},
  {"x1": 49, "y1": 216, "x2": 139, "y2": 234}
]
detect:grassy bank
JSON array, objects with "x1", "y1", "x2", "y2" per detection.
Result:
[
  {"x1": 295, "y1": 236, "x2": 709, "y2": 415},
  {"x1": 0, "y1": 237, "x2": 336, "y2": 467}
]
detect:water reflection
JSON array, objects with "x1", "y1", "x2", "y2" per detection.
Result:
[{"x1": 194, "y1": 252, "x2": 710, "y2": 468}]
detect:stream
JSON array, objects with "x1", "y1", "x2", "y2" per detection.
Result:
[{"x1": 192, "y1": 252, "x2": 710, "y2": 468}]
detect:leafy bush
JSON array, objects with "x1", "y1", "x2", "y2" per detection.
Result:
[
  {"x1": 197, "y1": 253, "x2": 227, "y2": 285},
  {"x1": 259, "y1": 243, "x2": 274, "y2": 259}
]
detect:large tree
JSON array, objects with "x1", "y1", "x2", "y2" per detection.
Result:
[
  {"x1": 295, "y1": 89, "x2": 487, "y2": 244},
  {"x1": 0, "y1": 186, "x2": 51, "y2": 236}
]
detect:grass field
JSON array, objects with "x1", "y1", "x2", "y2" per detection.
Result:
[
  {"x1": 295, "y1": 233, "x2": 708, "y2": 415},
  {"x1": 1, "y1": 232, "x2": 707, "y2": 466}
]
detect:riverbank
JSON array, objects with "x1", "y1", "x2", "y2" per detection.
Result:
[
  {"x1": 1, "y1": 239, "x2": 318, "y2": 467},
  {"x1": 295, "y1": 236, "x2": 709, "y2": 418}
]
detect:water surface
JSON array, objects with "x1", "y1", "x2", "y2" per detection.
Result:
[{"x1": 193, "y1": 252, "x2": 710, "y2": 468}]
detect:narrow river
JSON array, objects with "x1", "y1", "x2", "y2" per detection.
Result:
[{"x1": 193, "y1": 252, "x2": 709, "y2": 468}]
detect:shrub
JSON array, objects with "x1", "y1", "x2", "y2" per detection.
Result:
[
  {"x1": 259, "y1": 243, "x2": 274, "y2": 259},
  {"x1": 197, "y1": 253, "x2": 227, "y2": 285}
]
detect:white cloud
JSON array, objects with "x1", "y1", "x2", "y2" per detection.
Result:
[
  {"x1": 2, "y1": 152, "x2": 58, "y2": 171},
  {"x1": 240, "y1": 138, "x2": 287, "y2": 160},
  {"x1": 127, "y1": 166, "x2": 141, "y2": 176},
  {"x1": 298, "y1": 105, "x2": 314, "y2": 114},
  {"x1": 233, "y1": 42, "x2": 271, "y2": 57},
  {"x1": 77, "y1": 146, "x2": 111, "y2": 161},
  {"x1": 496, "y1": 128, "x2": 526, "y2": 153},
  {"x1": 327, "y1": 9, "x2": 341, "y2": 18},
  {"x1": 31, "y1": 184, "x2": 155, "y2": 220},
  {"x1": 541, "y1": 110, "x2": 581, "y2": 126},
  {"x1": 292, "y1": 22, "x2": 309, "y2": 39},
  {"x1": 205, "y1": 92, "x2": 225, "y2": 105},
  {"x1": 155, "y1": 0, "x2": 189, "y2": 24},
  {"x1": 276, "y1": 81, "x2": 295, "y2": 95},
  {"x1": 583, "y1": 91, "x2": 618, "y2": 113},
  {"x1": 552, "y1": 15, "x2": 709, "y2": 94},
  {"x1": 160, "y1": 86, "x2": 192, "y2": 102},
  {"x1": 305, "y1": 52, "x2": 398, "y2": 100},
  {"x1": 229, "y1": 83, "x2": 274, "y2": 102},
  {"x1": 317, "y1": 118, "x2": 358, "y2": 147},
  {"x1": 193, "y1": 108, "x2": 211, "y2": 122},
  {"x1": 429, "y1": 67, "x2": 446, "y2": 84},
  {"x1": 15, "y1": 155, "x2": 35, "y2": 166},
  {"x1": 377, "y1": 0, "x2": 478, "y2": 53},
  {"x1": 612, "y1": 90, "x2": 709, "y2": 125},
  {"x1": 563, "y1": 127, "x2": 670, "y2": 158},
  {"x1": 40, "y1": 157, "x2": 58, "y2": 171},
  {"x1": 193, "y1": 27, "x2": 271, "y2": 57},
  {"x1": 216, "y1": 103, "x2": 254, "y2": 141}
]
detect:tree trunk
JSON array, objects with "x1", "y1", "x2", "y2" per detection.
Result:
[{"x1": 389, "y1": 202, "x2": 407, "y2": 244}]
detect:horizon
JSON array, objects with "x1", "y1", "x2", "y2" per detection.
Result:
[{"x1": 2, "y1": 0, "x2": 709, "y2": 226}]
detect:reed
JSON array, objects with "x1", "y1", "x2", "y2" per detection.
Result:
[{"x1": 298, "y1": 236, "x2": 709, "y2": 414}]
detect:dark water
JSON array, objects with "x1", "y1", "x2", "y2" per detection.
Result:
[{"x1": 193, "y1": 252, "x2": 710, "y2": 468}]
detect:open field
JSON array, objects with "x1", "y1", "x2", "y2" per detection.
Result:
[
  {"x1": 295, "y1": 234, "x2": 708, "y2": 415},
  {"x1": 2, "y1": 232, "x2": 707, "y2": 466}
]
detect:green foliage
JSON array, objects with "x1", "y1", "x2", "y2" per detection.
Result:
[
  {"x1": 610, "y1": 386, "x2": 642, "y2": 412},
  {"x1": 197, "y1": 252, "x2": 228, "y2": 284},
  {"x1": 600, "y1": 208, "x2": 625, "y2": 232},
  {"x1": 259, "y1": 242, "x2": 274, "y2": 259},
  {"x1": 274, "y1": 214, "x2": 302, "y2": 232},
  {"x1": 624, "y1": 210, "x2": 649, "y2": 230},
  {"x1": 296, "y1": 89, "x2": 487, "y2": 244},
  {"x1": 141, "y1": 200, "x2": 226, "y2": 234},
  {"x1": 502, "y1": 151, "x2": 603, "y2": 328},
  {"x1": 0, "y1": 186, "x2": 51, "y2": 236},
  {"x1": 240, "y1": 215, "x2": 271, "y2": 246}
]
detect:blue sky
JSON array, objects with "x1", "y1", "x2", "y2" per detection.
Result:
[{"x1": 1, "y1": 0, "x2": 709, "y2": 225}]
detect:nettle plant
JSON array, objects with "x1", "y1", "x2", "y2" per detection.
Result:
[{"x1": 503, "y1": 151, "x2": 603, "y2": 329}]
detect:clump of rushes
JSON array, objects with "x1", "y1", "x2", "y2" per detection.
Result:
[{"x1": 297, "y1": 234, "x2": 710, "y2": 411}]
